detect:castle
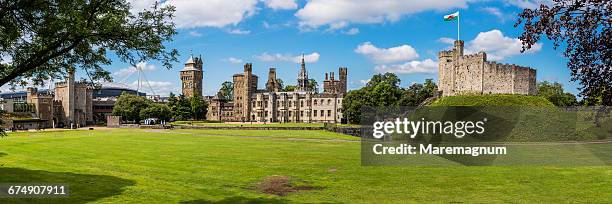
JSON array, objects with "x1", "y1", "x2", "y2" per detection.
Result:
[
  {"x1": 438, "y1": 40, "x2": 537, "y2": 96},
  {"x1": 193, "y1": 56, "x2": 348, "y2": 123},
  {"x1": 25, "y1": 69, "x2": 94, "y2": 128}
]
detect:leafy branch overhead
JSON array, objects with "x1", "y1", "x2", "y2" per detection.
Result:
[
  {"x1": 0, "y1": 0, "x2": 178, "y2": 88},
  {"x1": 515, "y1": 0, "x2": 611, "y2": 105}
]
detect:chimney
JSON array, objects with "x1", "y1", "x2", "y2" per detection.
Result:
[
  {"x1": 331, "y1": 72, "x2": 335, "y2": 80},
  {"x1": 325, "y1": 73, "x2": 329, "y2": 80}
]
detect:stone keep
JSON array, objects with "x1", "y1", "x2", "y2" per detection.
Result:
[{"x1": 438, "y1": 40, "x2": 537, "y2": 96}]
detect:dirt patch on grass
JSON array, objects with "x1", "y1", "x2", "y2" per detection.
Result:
[{"x1": 254, "y1": 176, "x2": 322, "y2": 196}]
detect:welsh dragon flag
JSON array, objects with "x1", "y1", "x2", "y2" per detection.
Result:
[{"x1": 444, "y1": 12, "x2": 459, "y2": 21}]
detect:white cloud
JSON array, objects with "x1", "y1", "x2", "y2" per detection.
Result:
[
  {"x1": 467, "y1": 29, "x2": 542, "y2": 61},
  {"x1": 374, "y1": 59, "x2": 438, "y2": 74},
  {"x1": 504, "y1": 0, "x2": 552, "y2": 9},
  {"x1": 129, "y1": 0, "x2": 258, "y2": 28},
  {"x1": 296, "y1": 0, "x2": 469, "y2": 29},
  {"x1": 359, "y1": 79, "x2": 371, "y2": 85},
  {"x1": 188, "y1": 31, "x2": 202, "y2": 37},
  {"x1": 255, "y1": 52, "x2": 320, "y2": 63},
  {"x1": 228, "y1": 29, "x2": 251, "y2": 35},
  {"x1": 343, "y1": 28, "x2": 360, "y2": 35},
  {"x1": 263, "y1": 0, "x2": 298, "y2": 10},
  {"x1": 1, "y1": 54, "x2": 12, "y2": 64},
  {"x1": 355, "y1": 42, "x2": 419, "y2": 64},
  {"x1": 225, "y1": 57, "x2": 244, "y2": 64},
  {"x1": 129, "y1": 80, "x2": 175, "y2": 96},
  {"x1": 481, "y1": 7, "x2": 508, "y2": 22},
  {"x1": 112, "y1": 62, "x2": 157, "y2": 80},
  {"x1": 437, "y1": 37, "x2": 455, "y2": 44}
]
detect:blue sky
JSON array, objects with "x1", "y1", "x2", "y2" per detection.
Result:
[{"x1": 5, "y1": 0, "x2": 576, "y2": 96}]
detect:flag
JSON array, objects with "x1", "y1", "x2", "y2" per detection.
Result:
[{"x1": 444, "y1": 12, "x2": 459, "y2": 21}]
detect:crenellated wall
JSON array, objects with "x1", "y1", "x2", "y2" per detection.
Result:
[{"x1": 438, "y1": 40, "x2": 537, "y2": 96}]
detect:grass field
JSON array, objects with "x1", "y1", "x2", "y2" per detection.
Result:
[
  {"x1": 0, "y1": 129, "x2": 610, "y2": 203},
  {"x1": 430, "y1": 94, "x2": 555, "y2": 107},
  {"x1": 171, "y1": 121, "x2": 325, "y2": 128}
]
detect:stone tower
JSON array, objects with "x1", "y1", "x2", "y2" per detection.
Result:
[
  {"x1": 266, "y1": 68, "x2": 281, "y2": 92},
  {"x1": 323, "y1": 67, "x2": 348, "y2": 94},
  {"x1": 297, "y1": 55, "x2": 309, "y2": 92},
  {"x1": 180, "y1": 55, "x2": 204, "y2": 97},
  {"x1": 232, "y1": 63, "x2": 258, "y2": 121}
]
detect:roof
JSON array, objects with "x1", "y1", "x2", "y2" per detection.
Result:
[
  {"x1": 181, "y1": 66, "x2": 199, "y2": 71},
  {"x1": 185, "y1": 56, "x2": 195, "y2": 64}
]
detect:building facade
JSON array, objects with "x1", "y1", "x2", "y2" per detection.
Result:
[
  {"x1": 19, "y1": 69, "x2": 94, "y2": 128},
  {"x1": 180, "y1": 55, "x2": 204, "y2": 97},
  {"x1": 438, "y1": 40, "x2": 537, "y2": 96},
  {"x1": 206, "y1": 60, "x2": 348, "y2": 123}
]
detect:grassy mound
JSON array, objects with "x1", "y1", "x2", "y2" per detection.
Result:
[{"x1": 430, "y1": 94, "x2": 554, "y2": 107}]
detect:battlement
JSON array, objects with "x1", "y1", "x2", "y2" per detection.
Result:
[{"x1": 438, "y1": 40, "x2": 537, "y2": 96}]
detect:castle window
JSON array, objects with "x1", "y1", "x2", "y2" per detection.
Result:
[
  {"x1": 328, "y1": 110, "x2": 331, "y2": 117},
  {"x1": 327, "y1": 99, "x2": 331, "y2": 105},
  {"x1": 320, "y1": 110, "x2": 324, "y2": 116},
  {"x1": 314, "y1": 110, "x2": 317, "y2": 117},
  {"x1": 300, "y1": 101, "x2": 304, "y2": 107},
  {"x1": 314, "y1": 100, "x2": 318, "y2": 105}
]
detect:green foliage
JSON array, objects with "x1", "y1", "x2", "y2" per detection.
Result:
[
  {"x1": 139, "y1": 103, "x2": 171, "y2": 121},
  {"x1": 399, "y1": 79, "x2": 438, "y2": 106},
  {"x1": 308, "y1": 78, "x2": 318, "y2": 92},
  {"x1": 283, "y1": 85, "x2": 297, "y2": 92},
  {"x1": 430, "y1": 94, "x2": 555, "y2": 107},
  {"x1": 219, "y1": 81, "x2": 233, "y2": 100},
  {"x1": 169, "y1": 94, "x2": 193, "y2": 121},
  {"x1": 112, "y1": 92, "x2": 152, "y2": 122},
  {"x1": 190, "y1": 95, "x2": 208, "y2": 120},
  {"x1": 343, "y1": 73, "x2": 437, "y2": 124},
  {"x1": 0, "y1": 0, "x2": 178, "y2": 87},
  {"x1": 537, "y1": 81, "x2": 578, "y2": 106},
  {"x1": 276, "y1": 78, "x2": 284, "y2": 90},
  {"x1": 0, "y1": 129, "x2": 610, "y2": 203}
]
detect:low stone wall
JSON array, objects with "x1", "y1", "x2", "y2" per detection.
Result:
[
  {"x1": 134, "y1": 123, "x2": 362, "y2": 137},
  {"x1": 174, "y1": 126, "x2": 324, "y2": 131}
]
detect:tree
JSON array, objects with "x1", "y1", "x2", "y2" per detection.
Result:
[
  {"x1": 112, "y1": 92, "x2": 151, "y2": 122},
  {"x1": 219, "y1": 81, "x2": 233, "y2": 100},
  {"x1": 367, "y1": 73, "x2": 401, "y2": 88},
  {"x1": 140, "y1": 103, "x2": 171, "y2": 121},
  {"x1": 190, "y1": 95, "x2": 208, "y2": 120},
  {"x1": 515, "y1": 0, "x2": 611, "y2": 105},
  {"x1": 170, "y1": 94, "x2": 192, "y2": 121},
  {"x1": 276, "y1": 78, "x2": 284, "y2": 90},
  {"x1": 308, "y1": 78, "x2": 318, "y2": 92},
  {"x1": 0, "y1": 0, "x2": 178, "y2": 88},
  {"x1": 283, "y1": 85, "x2": 297, "y2": 92},
  {"x1": 537, "y1": 81, "x2": 578, "y2": 106},
  {"x1": 343, "y1": 74, "x2": 438, "y2": 124}
]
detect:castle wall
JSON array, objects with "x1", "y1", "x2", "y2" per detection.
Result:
[{"x1": 438, "y1": 40, "x2": 537, "y2": 96}]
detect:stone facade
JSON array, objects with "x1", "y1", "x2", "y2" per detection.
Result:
[
  {"x1": 207, "y1": 61, "x2": 348, "y2": 123},
  {"x1": 322, "y1": 67, "x2": 348, "y2": 94},
  {"x1": 205, "y1": 92, "x2": 234, "y2": 121},
  {"x1": 265, "y1": 68, "x2": 281, "y2": 92},
  {"x1": 438, "y1": 40, "x2": 537, "y2": 96},
  {"x1": 232, "y1": 63, "x2": 259, "y2": 122},
  {"x1": 23, "y1": 69, "x2": 94, "y2": 128},
  {"x1": 180, "y1": 55, "x2": 204, "y2": 97}
]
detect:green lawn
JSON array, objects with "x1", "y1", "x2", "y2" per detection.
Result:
[
  {"x1": 172, "y1": 121, "x2": 325, "y2": 128},
  {"x1": 0, "y1": 129, "x2": 610, "y2": 203}
]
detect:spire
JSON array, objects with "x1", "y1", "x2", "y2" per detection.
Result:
[{"x1": 301, "y1": 53, "x2": 305, "y2": 69}]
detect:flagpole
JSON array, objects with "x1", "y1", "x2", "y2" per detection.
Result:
[{"x1": 457, "y1": 11, "x2": 460, "y2": 41}]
